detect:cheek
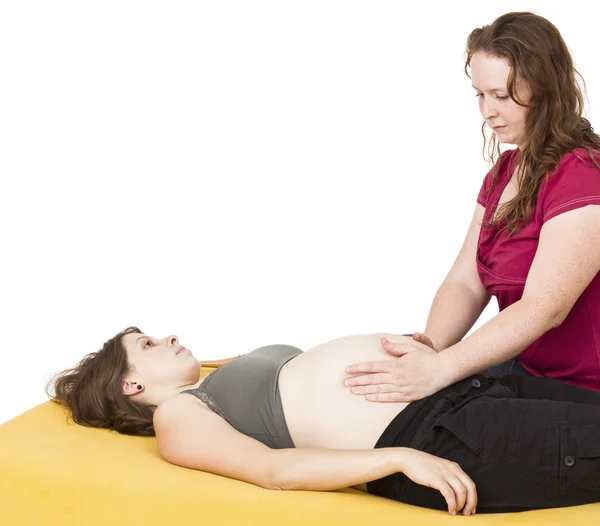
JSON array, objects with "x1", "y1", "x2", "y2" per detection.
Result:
[
  {"x1": 507, "y1": 105, "x2": 527, "y2": 126},
  {"x1": 519, "y1": 110, "x2": 529, "y2": 127}
]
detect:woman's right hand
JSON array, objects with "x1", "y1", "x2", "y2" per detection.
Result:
[{"x1": 397, "y1": 447, "x2": 477, "y2": 516}]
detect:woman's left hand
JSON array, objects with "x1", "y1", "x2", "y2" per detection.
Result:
[{"x1": 344, "y1": 337, "x2": 449, "y2": 402}]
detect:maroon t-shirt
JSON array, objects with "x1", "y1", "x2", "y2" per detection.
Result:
[{"x1": 476, "y1": 147, "x2": 600, "y2": 391}]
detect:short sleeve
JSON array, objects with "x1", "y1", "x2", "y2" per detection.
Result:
[
  {"x1": 541, "y1": 149, "x2": 600, "y2": 223},
  {"x1": 476, "y1": 168, "x2": 492, "y2": 207},
  {"x1": 476, "y1": 149, "x2": 516, "y2": 208}
]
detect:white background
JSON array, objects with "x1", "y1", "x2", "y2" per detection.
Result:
[{"x1": 1, "y1": 1, "x2": 598, "y2": 425}]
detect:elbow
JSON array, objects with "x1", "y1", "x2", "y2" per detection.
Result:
[
  {"x1": 261, "y1": 467, "x2": 286, "y2": 490},
  {"x1": 261, "y1": 452, "x2": 291, "y2": 491},
  {"x1": 544, "y1": 309, "x2": 569, "y2": 331},
  {"x1": 266, "y1": 469, "x2": 294, "y2": 491},
  {"x1": 521, "y1": 297, "x2": 569, "y2": 330},
  {"x1": 264, "y1": 453, "x2": 306, "y2": 491},
  {"x1": 546, "y1": 302, "x2": 570, "y2": 329},
  {"x1": 261, "y1": 480, "x2": 285, "y2": 491},
  {"x1": 549, "y1": 310, "x2": 568, "y2": 329}
]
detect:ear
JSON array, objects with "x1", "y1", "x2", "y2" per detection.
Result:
[{"x1": 122, "y1": 378, "x2": 141, "y2": 396}]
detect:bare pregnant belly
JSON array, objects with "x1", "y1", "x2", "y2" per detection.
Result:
[{"x1": 278, "y1": 333, "x2": 411, "y2": 452}]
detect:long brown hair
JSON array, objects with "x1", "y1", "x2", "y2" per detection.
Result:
[
  {"x1": 465, "y1": 11, "x2": 600, "y2": 236},
  {"x1": 45, "y1": 326, "x2": 157, "y2": 436}
]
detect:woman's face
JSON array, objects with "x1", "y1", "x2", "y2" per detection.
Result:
[
  {"x1": 121, "y1": 332, "x2": 201, "y2": 403},
  {"x1": 470, "y1": 52, "x2": 531, "y2": 149}
]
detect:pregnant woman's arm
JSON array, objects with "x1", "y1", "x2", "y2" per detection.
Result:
[
  {"x1": 198, "y1": 355, "x2": 242, "y2": 368},
  {"x1": 154, "y1": 396, "x2": 477, "y2": 516}
]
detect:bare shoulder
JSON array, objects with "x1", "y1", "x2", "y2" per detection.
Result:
[
  {"x1": 154, "y1": 392, "x2": 210, "y2": 426},
  {"x1": 152, "y1": 393, "x2": 226, "y2": 464}
]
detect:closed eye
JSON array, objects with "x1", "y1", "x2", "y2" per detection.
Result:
[{"x1": 475, "y1": 93, "x2": 509, "y2": 101}]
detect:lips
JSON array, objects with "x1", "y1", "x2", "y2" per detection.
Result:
[{"x1": 175, "y1": 346, "x2": 186, "y2": 355}]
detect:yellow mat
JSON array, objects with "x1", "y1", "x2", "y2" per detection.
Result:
[{"x1": 1, "y1": 368, "x2": 599, "y2": 525}]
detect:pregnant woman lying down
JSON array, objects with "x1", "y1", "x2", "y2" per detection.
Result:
[{"x1": 47, "y1": 327, "x2": 600, "y2": 515}]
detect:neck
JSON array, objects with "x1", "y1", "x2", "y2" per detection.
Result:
[{"x1": 150, "y1": 376, "x2": 207, "y2": 407}]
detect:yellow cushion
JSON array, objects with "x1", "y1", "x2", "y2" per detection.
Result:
[{"x1": 1, "y1": 368, "x2": 599, "y2": 525}]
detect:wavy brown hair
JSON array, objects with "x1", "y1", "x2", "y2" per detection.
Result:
[
  {"x1": 465, "y1": 11, "x2": 600, "y2": 236},
  {"x1": 45, "y1": 326, "x2": 157, "y2": 436}
]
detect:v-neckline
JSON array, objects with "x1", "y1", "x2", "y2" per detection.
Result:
[{"x1": 489, "y1": 151, "x2": 520, "y2": 224}]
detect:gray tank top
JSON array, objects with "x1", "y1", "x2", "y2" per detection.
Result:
[{"x1": 179, "y1": 344, "x2": 302, "y2": 449}]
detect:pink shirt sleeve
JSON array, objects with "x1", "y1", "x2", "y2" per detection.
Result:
[
  {"x1": 540, "y1": 149, "x2": 600, "y2": 223},
  {"x1": 476, "y1": 170, "x2": 492, "y2": 207}
]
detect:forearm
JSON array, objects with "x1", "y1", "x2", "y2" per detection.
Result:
[
  {"x1": 438, "y1": 297, "x2": 560, "y2": 384},
  {"x1": 268, "y1": 447, "x2": 402, "y2": 491},
  {"x1": 423, "y1": 280, "x2": 491, "y2": 351},
  {"x1": 198, "y1": 355, "x2": 241, "y2": 368}
]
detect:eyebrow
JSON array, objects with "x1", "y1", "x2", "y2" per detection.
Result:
[{"x1": 472, "y1": 85, "x2": 506, "y2": 92}]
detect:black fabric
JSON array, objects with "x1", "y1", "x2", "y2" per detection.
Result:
[
  {"x1": 367, "y1": 374, "x2": 600, "y2": 513},
  {"x1": 480, "y1": 358, "x2": 532, "y2": 378}
]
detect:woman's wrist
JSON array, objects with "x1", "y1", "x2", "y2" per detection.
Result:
[
  {"x1": 436, "y1": 347, "x2": 460, "y2": 387},
  {"x1": 394, "y1": 447, "x2": 410, "y2": 473}
]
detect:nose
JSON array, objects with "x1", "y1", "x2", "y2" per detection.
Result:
[
  {"x1": 166, "y1": 334, "x2": 179, "y2": 347},
  {"x1": 480, "y1": 98, "x2": 499, "y2": 121}
]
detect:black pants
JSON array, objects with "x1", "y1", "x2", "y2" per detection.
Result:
[
  {"x1": 480, "y1": 357, "x2": 532, "y2": 378},
  {"x1": 367, "y1": 374, "x2": 600, "y2": 513}
]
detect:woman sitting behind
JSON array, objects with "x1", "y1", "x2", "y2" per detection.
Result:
[{"x1": 47, "y1": 327, "x2": 600, "y2": 516}]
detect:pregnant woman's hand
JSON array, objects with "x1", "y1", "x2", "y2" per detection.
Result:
[
  {"x1": 345, "y1": 337, "x2": 451, "y2": 402},
  {"x1": 397, "y1": 448, "x2": 478, "y2": 516}
]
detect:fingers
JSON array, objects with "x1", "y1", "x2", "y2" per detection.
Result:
[
  {"x1": 350, "y1": 383, "x2": 398, "y2": 395},
  {"x1": 381, "y1": 338, "x2": 411, "y2": 357},
  {"x1": 413, "y1": 332, "x2": 435, "y2": 350},
  {"x1": 436, "y1": 481, "x2": 458, "y2": 516},
  {"x1": 456, "y1": 471, "x2": 478, "y2": 515},
  {"x1": 365, "y1": 392, "x2": 411, "y2": 402},
  {"x1": 344, "y1": 364, "x2": 412, "y2": 402},
  {"x1": 445, "y1": 463, "x2": 477, "y2": 516},
  {"x1": 399, "y1": 449, "x2": 476, "y2": 516},
  {"x1": 432, "y1": 463, "x2": 477, "y2": 516},
  {"x1": 345, "y1": 360, "x2": 396, "y2": 375},
  {"x1": 414, "y1": 333, "x2": 427, "y2": 344},
  {"x1": 446, "y1": 476, "x2": 468, "y2": 515},
  {"x1": 345, "y1": 372, "x2": 391, "y2": 387}
]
